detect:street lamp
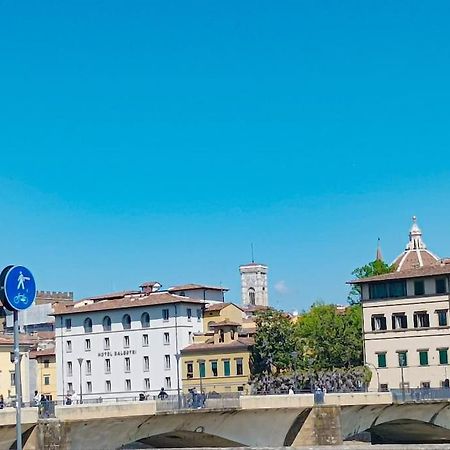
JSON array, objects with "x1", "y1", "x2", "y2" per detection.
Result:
[
  {"x1": 399, "y1": 353, "x2": 407, "y2": 402},
  {"x1": 198, "y1": 361, "x2": 204, "y2": 394},
  {"x1": 175, "y1": 353, "x2": 181, "y2": 409},
  {"x1": 77, "y1": 358, "x2": 84, "y2": 404},
  {"x1": 365, "y1": 362, "x2": 380, "y2": 392}
]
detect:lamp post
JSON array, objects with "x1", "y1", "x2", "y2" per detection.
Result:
[
  {"x1": 198, "y1": 361, "x2": 204, "y2": 394},
  {"x1": 175, "y1": 353, "x2": 181, "y2": 409},
  {"x1": 365, "y1": 362, "x2": 380, "y2": 392},
  {"x1": 399, "y1": 353, "x2": 406, "y2": 402},
  {"x1": 77, "y1": 358, "x2": 84, "y2": 404}
]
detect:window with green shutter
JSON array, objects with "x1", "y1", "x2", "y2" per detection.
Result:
[
  {"x1": 199, "y1": 361, "x2": 206, "y2": 378},
  {"x1": 377, "y1": 353, "x2": 387, "y2": 368},
  {"x1": 419, "y1": 351, "x2": 428, "y2": 366},
  {"x1": 398, "y1": 351, "x2": 407, "y2": 367},
  {"x1": 224, "y1": 360, "x2": 230, "y2": 376},
  {"x1": 439, "y1": 349, "x2": 448, "y2": 365}
]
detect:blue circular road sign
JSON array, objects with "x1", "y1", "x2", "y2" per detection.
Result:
[{"x1": 0, "y1": 265, "x2": 36, "y2": 311}]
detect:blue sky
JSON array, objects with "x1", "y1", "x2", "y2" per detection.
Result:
[{"x1": 1, "y1": 1, "x2": 450, "y2": 311}]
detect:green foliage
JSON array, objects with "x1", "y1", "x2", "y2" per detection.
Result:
[
  {"x1": 295, "y1": 302, "x2": 363, "y2": 369},
  {"x1": 251, "y1": 309, "x2": 297, "y2": 375},
  {"x1": 348, "y1": 259, "x2": 395, "y2": 304}
]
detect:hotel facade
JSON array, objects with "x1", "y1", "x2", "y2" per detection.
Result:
[
  {"x1": 54, "y1": 282, "x2": 226, "y2": 401},
  {"x1": 352, "y1": 218, "x2": 450, "y2": 391}
]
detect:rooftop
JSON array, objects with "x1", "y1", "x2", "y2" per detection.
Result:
[
  {"x1": 205, "y1": 302, "x2": 242, "y2": 312},
  {"x1": 180, "y1": 337, "x2": 254, "y2": 354},
  {"x1": 53, "y1": 292, "x2": 205, "y2": 316},
  {"x1": 168, "y1": 284, "x2": 229, "y2": 292}
]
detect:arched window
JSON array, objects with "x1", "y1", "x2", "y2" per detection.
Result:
[
  {"x1": 219, "y1": 329, "x2": 224, "y2": 343},
  {"x1": 208, "y1": 321, "x2": 216, "y2": 331},
  {"x1": 84, "y1": 317, "x2": 92, "y2": 333},
  {"x1": 141, "y1": 312, "x2": 150, "y2": 328},
  {"x1": 122, "y1": 314, "x2": 131, "y2": 330},
  {"x1": 248, "y1": 288, "x2": 256, "y2": 305},
  {"x1": 103, "y1": 316, "x2": 111, "y2": 332}
]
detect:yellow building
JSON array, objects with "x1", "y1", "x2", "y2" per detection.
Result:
[
  {"x1": 203, "y1": 303, "x2": 244, "y2": 332},
  {"x1": 30, "y1": 348, "x2": 57, "y2": 400},
  {"x1": 0, "y1": 335, "x2": 34, "y2": 404},
  {"x1": 181, "y1": 320, "x2": 253, "y2": 394}
]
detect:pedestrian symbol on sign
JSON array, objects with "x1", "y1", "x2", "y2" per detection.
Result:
[{"x1": 17, "y1": 271, "x2": 30, "y2": 290}]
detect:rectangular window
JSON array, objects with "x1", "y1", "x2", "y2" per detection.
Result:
[
  {"x1": 43, "y1": 359, "x2": 50, "y2": 368},
  {"x1": 436, "y1": 279, "x2": 447, "y2": 294},
  {"x1": 44, "y1": 375, "x2": 50, "y2": 385},
  {"x1": 124, "y1": 335, "x2": 130, "y2": 348},
  {"x1": 187, "y1": 308, "x2": 192, "y2": 321},
  {"x1": 65, "y1": 318, "x2": 72, "y2": 331},
  {"x1": 164, "y1": 355, "x2": 171, "y2": 369},
  {"x1": 369, "y1": 283, "x2": 388, "y2": 299},
  {"x1": 398, "y1": 351, "x2": 408, "y2": 367},
  {"x1": 377, "y1": 353, "x2": 387, "y2": 368},
  {"x1": 125, "y1": 357, "x2": 131, "y2": 372},
  {"x1": 187, "y1": 362, "x2": 193, "y2": 379},
  {"x1": 86, "y1": 381, "x2": 92, "y2": 393},
  {"x1": 371, "y1": 315, "x2": 387, "y2": 331},
  {"x1": 414, "y1": 280, "x2": 425, "y2": 296},
  {"x1": 125, "y1": 379, "x2": 132, "y2": 391},
  {"x1": 104, "y1": 337, "x2": 110, "y2": 350},
  {"x1": 163, "y1": 309, "x2": 169, "y2": 321},
  {"x1": 380, "y1": 383, "x2": 389, "y2": 392},
  {"x1": 67, "y1": 361, "x2": 73, "y2": 377},
  {"x1": 421, "y1": 381, "x2": 431, "y2": 389},
  {"x1": 224, "y1": 360, "x2": 231, "y2": 376},
  {"x1": 236, "y1": 358, "x2": 243, "y2": 375},
  {"x1": 163, "y1": 332, "x2": 170, "y2": 345},
  {"x1": 414, "y1": 312, "x2": 430, "y2": 328},
  {"x1": 66, "y1": 340, "x2": 72, "y2": 353},
  {"x1": 199, "y1": 361, "x2": 206, "y2": 378},
  {"x1": 439, "y1": 349, "x2": 449, "y2": 365},
  {"x1": 86, "y1": 360, "x2": 92, "y2": 375},
  {"x1": 392, "y1": 313, "x2": 408, "y2": 330},
  {"x1": 211, "y1": 361, "x2": 218, "y2": 377},
  {"x1": 388, "y1": 281, "x2": 407, "y2": 298},
  {"x1": 143, "y1": 356, "x2": 149, "y2": 372},
  {"x1": 197, "y1": 309, "x2": 202, "y2": 321},
  {"x1": 105, "y1": 380, "x2": 111, "y2": 392},
  {"x1": 68, "y1": 382, "x2": 73, "y2": 393},
  {"x1": 419, "y1": 350, "x2": 429, "y2": 366},
  {"x1": 143, "y1": 334, "x2": 149, "y2": 347},
  {"x1": 165, "y1": 377, "x2": 171, "y2": 389},
  {"x1": 144, "y1": 378, "x2": 150, "y2": 390},
  {"x1": 105, "y1": 359, "x2": 111, "y2": 374},
  {"x1": 437, "y1": 310, "x2": 448, "y2": 327},
  {"x1": 85, "y1": 339, "x2": 91, "y2": 351}
]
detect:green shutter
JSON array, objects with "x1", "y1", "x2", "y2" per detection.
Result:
[
  {"x1": 199, "y1": 362, "x2": 206, "y2": 377},
  {"x1": 377, "y1": 353, "x2": 387, "y2": 368},
  {"x1": 439, "y1": 349, "x2": 448, "y2": 365},
  {"x1": 224, "y1": 360, "x2": 230, "y2": 376},
  {"x1": 419, "y1": 351, "x2": 428, "y2": 366}
]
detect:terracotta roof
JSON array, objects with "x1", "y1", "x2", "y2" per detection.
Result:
[
  {"x1": 181, "y1": 337, "x2": 254, "y2": 354},
  {"x1": 242, "y1": 305, "x2": 269, "y2": 312},
  {"x1": 0, "y1": 335, "x2": 36, "y2": 346},
  {"x1": 53, "y1": 292, "x2": 205, "y2": 316},
  {"x1": 80, "y1": 290, "x2": 141, "y2": 302},
  {"x1": 392, "y1": 249, "x2": 439, "y2": 272},
  {"x1": 34, "y1": 331, "x2": 55, "y2": 340},
  {"x1": 205, "y1": 302, "x2": 243, "y2": 312},
  {"x1": 209, "y1": 320, "x2": 241, "y2": 327},
  {"x1": 349, "y1": 261, "x2": 450, "y2": 284},
  {"x1": 30, "y1": 348, "x2": 55, "y2": 358},
  {"x1": 168, "y1": 284, "x2": 229, "y2": 292}
]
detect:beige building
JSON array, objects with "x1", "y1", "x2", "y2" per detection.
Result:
[
  {"x1": 0, "y1": 335, "x2": 34, "y2": 404},
  {"x1": 181, "y1": 303, "x2": 254, "y2": 393},
  {"x1": 30, "y1": 347, "x2": 57, "y2": 400},
  {"x1": 352, "y1": 217, "x2": 450, "y2": 391}
]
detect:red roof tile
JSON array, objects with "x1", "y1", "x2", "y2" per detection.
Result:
[
  {"x1": 181, "y1": 337, "x2": 254, "y2": 354},
  {"x1": 168, "y1": 284, "x2": 228, "y2": 292}
]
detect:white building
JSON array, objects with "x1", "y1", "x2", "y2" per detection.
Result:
[
  {"x1": 54, "y1": 282, "x2": 225, "y2": 401},
  {"x1": 239, "y1": 263, "x2": 268, "y2": 307},
  {"x1": 352, "y1": 217, "x2": 450, "y2": 391}
]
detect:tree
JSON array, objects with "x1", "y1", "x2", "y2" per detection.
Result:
[
  {"x1": 251, "y1": 309, "x2": 297, "y2": 376},
  {"x1": 348, "y1": 259, "x2": 394, "y2": 304},
  {"x1": 295, "y1": 302, "x2": 363, "y2": 369}
]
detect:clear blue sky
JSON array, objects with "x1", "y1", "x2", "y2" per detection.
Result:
[{"x1": 1, "y1": 1, "x2": 450, "y2": 311}]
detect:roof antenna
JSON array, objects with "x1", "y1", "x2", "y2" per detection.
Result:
[{"x1": 251, "y1": 243, "x2": 254, "y2": 263}]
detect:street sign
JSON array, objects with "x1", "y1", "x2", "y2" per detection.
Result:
[{"x1": 0, "y1": 265, "x2": 36, "y2": 311}]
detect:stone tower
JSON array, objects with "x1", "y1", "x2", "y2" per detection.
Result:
[{"x1": 239, "y1": 263, "x2": 268, "y2": 307}]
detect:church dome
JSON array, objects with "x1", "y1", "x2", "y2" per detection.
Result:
[{"x1": 392, "y1": 216, "x2": 439, "y2": 272}]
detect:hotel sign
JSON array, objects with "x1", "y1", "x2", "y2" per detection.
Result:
[{"x1": 98, "y1": 349, "x2": 137, "y2": 357}]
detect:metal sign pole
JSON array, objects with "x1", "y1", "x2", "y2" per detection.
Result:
[{"x1": 14, "y1": 309, "x2": 22, "y2": 450}]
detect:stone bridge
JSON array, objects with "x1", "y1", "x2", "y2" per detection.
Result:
[{"x1": 4, "y1": 392, "x2": 450, "y2": 449}]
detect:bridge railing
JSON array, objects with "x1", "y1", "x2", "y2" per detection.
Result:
[
  {"x1": 155, "y1": 393, "x2": 242, "y2": 412},
  {"x1": 391, "y1": 387, "x2": 450, "y2": 403}
]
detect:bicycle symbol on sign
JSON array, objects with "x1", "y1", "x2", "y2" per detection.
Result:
[{"x1": 13, "y1": 294, "x2": 28, "y2": 305}]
